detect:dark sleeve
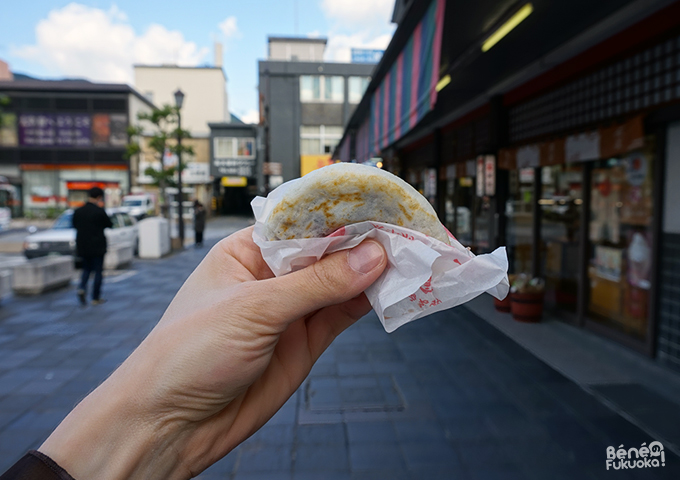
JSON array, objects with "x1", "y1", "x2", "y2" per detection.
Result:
[
  {"x1": 0, "y1": 451, "x2": 75, "y2": 480},
  {"x1": 71, "y1": 210, "x2": 81, "y2": 230},
  {"x1": 102, "y1": 210, "x2": 113, "y2": 229}
]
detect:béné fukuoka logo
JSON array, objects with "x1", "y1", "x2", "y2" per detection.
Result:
[{"x1": 606, "y1": 441, "x2": 665, "y2": 470}]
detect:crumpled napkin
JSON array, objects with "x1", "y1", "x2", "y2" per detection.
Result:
[{"x1": 251, "y1": 186, "x2": 509, "y2": 333}]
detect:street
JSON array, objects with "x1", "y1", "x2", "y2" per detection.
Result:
[{"x1": 0, "y1": 217, "x2": 678, "y2": 480}]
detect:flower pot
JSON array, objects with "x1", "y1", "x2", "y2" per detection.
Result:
[
  {"x1": 494, "y1": 296, "x2": 511, "y2": 312},
  {"x1": 511, "y1": 292, "x2": 544, "y2": 323}
]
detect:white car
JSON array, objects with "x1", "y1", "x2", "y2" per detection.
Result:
[
  {"x1": 23, "y1": 208, "x2": 139, "y2": 260},
  {"x1": 120, "y1": 194, "x2": 155, "y2": 220}
]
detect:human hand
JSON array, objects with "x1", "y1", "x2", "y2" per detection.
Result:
[{"x1": 39, "y1": 226, "x2": 387, "y2": 480}]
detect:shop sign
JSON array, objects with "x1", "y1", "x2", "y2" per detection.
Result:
[
  {"x1": 497, "y1": 148, "x2": 517, "y2": 170},
  {"x1": 625, "y1": 153, "x2": 647, "y2": 186},
  {"x1": 566, "y1": 131, "x2": 600, "y2": 162},
  {"x1": 181, "y1": 162, "x2": 210, "y2": 184},
  {"x1": 484, "y1": 155, "x2": 496, "y2": 196},
  {"x1": 17, "y1": 112, "x2": 126, "y2": 148},
  {"x1": 476, "y1": 157, "x2": 484, "y2": 197},
  {"x1": 221, "y1": 176, "x2": 247, "y2": 187},
  {"x1": 262, "y1": 162, "x2": 282, "y2": 176},
  {"x1": 212, "y1": 158, "x2": 254, "y2": 178},
  {"x1": 516, "y1": 145, "x2": 540, "y2": 168},
  {"x1": 301, "y1": 155, "x2": 333, "y2": 176},
  {"x1": 599, "y1": 115, "x2": 645, "y2": 158},
  {"x1": 539, "y1": 139, "x2": 565, "y2": 166}
]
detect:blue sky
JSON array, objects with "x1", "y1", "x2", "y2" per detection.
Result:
[{"x1": 0, "y1": 0, "x2": 395, "y2": 123}]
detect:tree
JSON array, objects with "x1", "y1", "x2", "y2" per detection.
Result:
[{"x1": 125, "y1": 105, "x2": 194, "y2": 219}]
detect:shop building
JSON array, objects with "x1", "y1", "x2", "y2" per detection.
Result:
[
  {"x1": 334, "y1": 0, "x2": 680, "y2": 368},
  {"x1": 208, "y1": 122, "x2": 263, "y2": 215},
  {"x1": 259, "y1": 37, "x2": 376, "y2": 190},
  {"x1": 133, "y1": 51, "x2": 229, "y2": 211},
  {"x1": 0, "y1": 78, "x2": 155, "y2": 216}
]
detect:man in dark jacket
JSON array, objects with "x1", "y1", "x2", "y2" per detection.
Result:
[{"x1": 72, "y1": 187, "x2": 112, "y2": 305}]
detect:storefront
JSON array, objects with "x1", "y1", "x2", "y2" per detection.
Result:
[
  {"x1": 333, "y1": 0, "x2": 680, "y2": 363},
  {"x1": 0, "y1": 80, "x2": 156, "y2": 217}
]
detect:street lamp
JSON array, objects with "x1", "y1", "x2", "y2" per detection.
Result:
[{"x1": 174, "y1": 88, "x2": 185, "y2": 247}]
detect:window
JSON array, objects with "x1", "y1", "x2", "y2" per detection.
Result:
[
  {"x1": 349, "y1": 76, "x2": 371, "y2": 103},
  {"x1": 300, "y1": 125, "x2": 343, "y2": 155},
  {"x1": 300, "y1": 76, "x2": 344, "y2": 103},
  {"x1": 214, "y1": 137, "x2": 255, "y2": 158}
]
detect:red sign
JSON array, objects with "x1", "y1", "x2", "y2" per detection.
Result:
[{"x1": 65, "y1": 181, "x2": 119, "y2": 191}]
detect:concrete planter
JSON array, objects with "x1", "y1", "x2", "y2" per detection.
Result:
[{"x1": 13, "y1": 256, "x2": 74, "y2": 295}]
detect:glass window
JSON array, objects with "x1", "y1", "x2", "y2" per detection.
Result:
[
  {"x1": 505, "y1": 168, "x2": 535, "y2": 274},
  {"x1": 300, "y1": 138, "x2": 321, "y2": 155},
  {"x1": 300, "y1": 125, "x2": 343, "y2": 156},
  {"x1": 214, "y1": 137, "x2": 255, "y2": 158},
  {"x1": 300, "y1": 125, "x2": 321, "y2": 135},
  {"x1": 121, "y1": 213, "x2": 134, "y2": 227},
  {"x1": 324, "y1": 76, "x2": 344, "y2": 103},
  {"x1": 300, "y1": 76, "x2": 343, "y2": 103},
  {"x1": 214, "y1": 137, "x2": 235, "y2": 158},
  {"x1": 588, "y1": 153, "x2": 653, "y2": 340},
  {"x1": 110, "y1": 214, "x2": 122, "y2": 229},
  {"x1": 540, "y1": 164, "x2": 582, "y2": 316},
  {"x1": 349, "y1": 76, "x2": 370, "y2": 103}
]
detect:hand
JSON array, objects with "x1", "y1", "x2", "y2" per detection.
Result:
[{"x1": 39, "y1": 226, "x2": 387, "y2": 480}]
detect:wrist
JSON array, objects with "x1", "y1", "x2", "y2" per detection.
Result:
[{"x1": 39, "y1": 361, "x2": 191, "y2": 480}]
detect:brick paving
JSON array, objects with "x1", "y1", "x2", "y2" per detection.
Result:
[{"x1": 0, "y1": 216, "x2": 678, "y2": 479}]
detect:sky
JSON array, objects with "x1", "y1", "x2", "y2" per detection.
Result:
[{"x1": 0, "y1": 0, "x2": 396, "y2": 123}]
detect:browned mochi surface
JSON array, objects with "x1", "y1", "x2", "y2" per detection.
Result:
[{"x1": 264, "y1": 163, "x2": 450, "y2": 244}]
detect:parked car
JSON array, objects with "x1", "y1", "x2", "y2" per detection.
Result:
[
  {"x1": 119, "y1": 194, "x2": 156, "y2": 220},
  {"x1": 23, "y1": 208, "x2": 139, "y2": 260}
]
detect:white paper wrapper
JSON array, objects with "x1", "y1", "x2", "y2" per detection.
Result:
[{"x1": 251, "y1": 183, "x2": 509, "y2": 333}]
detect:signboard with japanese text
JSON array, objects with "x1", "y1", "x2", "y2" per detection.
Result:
[
  {"x1": 476, "y1": 157, "x2": 484, "y2": 197},
  {"x1": 16, "y1": 112, "x2": 126, "y2": 148},
  {"x1": 484, "y1": 155, "x2": 495, "y2": 196},
  {"x1": 351, "y1": 48, "x2": 384, "y2": 63},
  {"x1": 213, "y1": 158, "x2": 254, "y2": 177}
]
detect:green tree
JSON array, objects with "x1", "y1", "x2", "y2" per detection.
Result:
[{"x1": 125, "y1": 105, "x2": 194, "y2": 219}]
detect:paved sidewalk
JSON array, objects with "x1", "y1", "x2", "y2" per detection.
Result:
[{"x1": 0, "y1": 217, "x2": 678, "y2": 479}]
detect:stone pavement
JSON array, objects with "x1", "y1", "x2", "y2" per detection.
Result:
[{"x1": 0, "y1": 216, "x2": 678, "y2": 479}]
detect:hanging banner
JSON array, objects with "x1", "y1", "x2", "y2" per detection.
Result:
[
  {"x1": 497, "y1": 148, "x2": 517, "y2": 170},
  {"x1": 565, "y1": 131, "x2": 600, "y2": 162},
  {"x1": 360, "y1": 0, "x2": 445, "y2": 162},
  {"x1": 599, "y1": 115, "x2": 645, "y2": 158},
  {"x1": 484, "y1": 155, "x2": 496, "y2": 196},
  {"x1": 539, "y1": 138, "x2": 565, "y2": 166},
  {"x1": 516, "y1": 145, "x2": 540, "y2": 168}
]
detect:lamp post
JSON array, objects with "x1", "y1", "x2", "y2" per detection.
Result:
[{"x1": 174, "y1": 88, "x2": 185, "y2": 247}]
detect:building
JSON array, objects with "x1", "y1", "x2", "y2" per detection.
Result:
[
  {"x1": 209, "y1": 121, "x2": 263, "y2": 215},
  {"x1": 259, "y1": 37, "x2": 376, "y2": 191},
  {"x1": 133, "y1": 53, "x2": 229, "y2": 210},
  {"x1": 0, "y1": 77, "x2": 155, "y2": 216},
  {"x1": 333, "y1": 0, "x2": 680, "y2": 370}
]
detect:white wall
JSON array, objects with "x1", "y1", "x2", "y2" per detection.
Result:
[
  {"x1": 664, "y1": 122, "x2": 680, "y2": 234},
  {"x1": 134, "y1": 66, "x2": 227, "y2": 137}
]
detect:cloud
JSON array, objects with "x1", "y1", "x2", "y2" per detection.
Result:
[
  {"x1": 218, "y1": 16, "x2": 240, "y2": 39},
  {"x1": 240, "y1": 109, "x2": 260, "y2": 124},
  {"x1": 320, "y1": 0, "x2": 395, "y2": 63},
  {"x1": 321, "y1": 0, "x2": 394, "y2": 33},
  {"x1": 11, "y1": 3, "x2": 208, "y2": 84}
]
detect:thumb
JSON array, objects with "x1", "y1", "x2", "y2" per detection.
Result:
[{"x1": 251, "y1": 240, "x2": 387, "y2": 326}]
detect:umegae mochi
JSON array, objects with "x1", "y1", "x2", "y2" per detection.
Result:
[{"x1": 264, "y1": 163, "x2": 450, "y2": 244}]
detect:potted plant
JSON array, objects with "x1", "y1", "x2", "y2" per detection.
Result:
[
  {"x1": 494, "y1": 274, "x2": 515, "y2": 312},
  {"x1": 510, "y1": 274, "x2": 545, "y2": 323}
]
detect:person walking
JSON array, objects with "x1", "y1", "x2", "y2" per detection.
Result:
[
  {"x1": 193, "y1": 200, "x2": 206, "y2": 247},
  {"x1": 72, "y1": 187, "x2": 112, "y2": 306}
]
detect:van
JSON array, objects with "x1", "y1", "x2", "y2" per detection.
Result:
[{"x1": 120, "y1": 194, "x2": 156, "y2": 220}]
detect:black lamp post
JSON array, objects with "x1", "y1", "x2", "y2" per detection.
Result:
[{"x1": 174, "y1": 88, "x2": 185, "y2": 247}]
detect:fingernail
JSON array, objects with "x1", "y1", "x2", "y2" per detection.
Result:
[{"x1": 348, "y1": 241, "x2": 384, "y2": 274}]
